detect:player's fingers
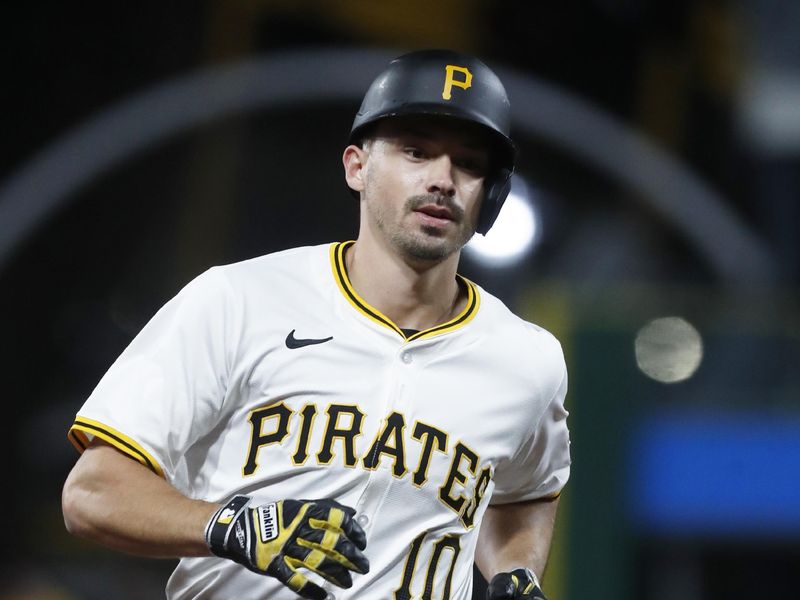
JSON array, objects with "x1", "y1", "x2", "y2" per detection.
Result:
[
  {"x1": 303, "y1": 517, "x2": 368, "y2": 569},
  {"x1": 295, "y1": 532, "x2": 369, "y2": 574},
  {"x1": 267, "y1": 556, "x2": 327, "y2": 600},
  {"x1": 306, "y1": 503, "x2": 368, "y2": 552},
  {"x1": 486, "y1": 572, "x2": 518, "y2": 600},
  {"x1": 331, "y1": 536, "x2": 369, "y2": 574},
  {"x1": 290, "y1": 548, "x2": 355, "y2": 589},
  {"x1": 340, "y1": 511, "x2": 367, "y2": 551},
  {"x1": 306, "y1": 501, "x2": 348, "y2": 525}
]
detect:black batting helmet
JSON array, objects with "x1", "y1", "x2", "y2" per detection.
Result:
[{"x1": 349, "y1": 49, "x2": 516, "y2": 235}]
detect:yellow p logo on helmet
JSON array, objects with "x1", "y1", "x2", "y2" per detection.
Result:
[{"x1": 442, "y1": 65, "x2": 472, "y2": 100}]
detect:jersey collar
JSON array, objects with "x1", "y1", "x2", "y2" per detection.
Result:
[{"x1": 330, "y1": 241, "x2": 480, "y2": 342}]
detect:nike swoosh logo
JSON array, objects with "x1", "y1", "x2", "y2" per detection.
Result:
[{"x1": 285, "y1": 329, "x2": 334, "y2": 349}]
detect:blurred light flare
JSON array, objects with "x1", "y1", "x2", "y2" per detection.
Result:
[
  {"x1": 466, "y1": 179, "x2": 538, "y2": 267},
  {"x1": 635, "y1": 316, "x2": 704, "y2": 383}
]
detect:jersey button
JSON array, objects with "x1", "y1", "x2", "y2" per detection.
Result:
[
  {"x1": 401, "y1": 351, "x2": 413, "y2": 364},
  {"x1": 356, "y1": 513, "x2": 369, "y2": 527},
  {"x1": 325, "y1": 593, "x2": 336, "y2": 600}
]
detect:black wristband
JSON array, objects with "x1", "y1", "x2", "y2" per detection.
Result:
[{"x1": 204, "y1": 495, "x2": 251, "y2": 556}]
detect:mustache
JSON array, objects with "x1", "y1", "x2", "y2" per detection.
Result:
[{"x1": 405, "y1": 194, "x2": 465, "y2": 222}]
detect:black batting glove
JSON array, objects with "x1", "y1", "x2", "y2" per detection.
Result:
[
  {"x1": 487, "y1": 567, "x2": 547, "y2": 600},
  {"x1": 205, "y1": 495, "x2": 369, "y2": 600}
]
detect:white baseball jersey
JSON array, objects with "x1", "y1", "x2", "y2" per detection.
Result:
[{"x1": 69, "y1": 241, "x2": 570, "y2": 600}]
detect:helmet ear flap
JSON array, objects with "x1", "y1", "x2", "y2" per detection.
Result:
[{"x1": 476, "y1": 168, "x2": 512, "y2": 235}]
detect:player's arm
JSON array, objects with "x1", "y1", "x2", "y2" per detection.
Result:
[
  {"x1": 63, "y1": 440, "x2": 370, "y2": 600},
  {"x1": 62, "y1": 439, "x2": 217, "y2": 556},
  {"x1": 474, "y1": 496, "x2": 560, "y2": 599}
]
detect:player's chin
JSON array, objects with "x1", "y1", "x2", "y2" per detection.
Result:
[
  {"x1": 418, "y1": 224, "x2": 449, "y2": 238},
  {"x1": 423, "y1": 222, "x2": 474, "y2": 245},
  {"x1": 405, "y1": 233, "x2": 466, "y2": 262}
]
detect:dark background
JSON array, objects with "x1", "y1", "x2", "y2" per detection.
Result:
[{"x1": 1, "y1": 1, "x2": 798, "y2": 598}]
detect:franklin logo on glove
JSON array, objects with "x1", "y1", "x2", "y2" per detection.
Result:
[{"x1": 257, "y1": 503, "x2": 279, "y2": 543}]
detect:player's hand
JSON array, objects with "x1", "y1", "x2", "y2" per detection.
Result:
[
  {"x1": 486, "y1": 567, "x2": 548, "y2": 599},
  {"x1": 205, "y1": 495, "x2": 369, "y2": 599}
]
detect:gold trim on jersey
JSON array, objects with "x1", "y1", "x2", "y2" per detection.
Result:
[
  {"x1": 68, "y1": 417, "x2": 165, "y2": 478},
  {"x1": 329, "y1": 241, "x2": 480, "y2": 342}
]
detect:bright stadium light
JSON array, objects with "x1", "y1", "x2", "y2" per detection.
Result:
[{"x1": 466, "y1": 177, "x2": 538, "y2": 267}]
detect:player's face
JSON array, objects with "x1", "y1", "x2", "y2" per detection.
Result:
[{"x1": 356, "y1": 116, "x2": 490, "y2": 263}]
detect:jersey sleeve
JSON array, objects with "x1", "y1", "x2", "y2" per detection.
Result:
[
  {"x1": 490, "y1": 360, "x2": 571, "y2": 504},
  {"x1": 68, "y1": 267, "x2": 239, "y2": 482}
]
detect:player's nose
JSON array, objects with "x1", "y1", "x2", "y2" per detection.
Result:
[{"x1": 425, "y1": 154, "x2": 456, "y2": 198}]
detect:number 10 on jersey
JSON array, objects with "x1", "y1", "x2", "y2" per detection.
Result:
[{"x1": 394, "y1": 531, "x2": 461, "y2": 600}]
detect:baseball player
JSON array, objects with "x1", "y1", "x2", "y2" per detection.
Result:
[{"x1": 62, "y1": 49, "x2": 570, "y2": 600}]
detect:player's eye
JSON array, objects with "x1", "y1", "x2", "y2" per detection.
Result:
[
  {"x1": 404, "y1": 147, "x2": 426, "y2": 160},
  {"x1": 455, "y1": 157, "x2": 487, "y2": 176},
  {"x1": 456, "y1": 158, "x2": 476, "y2": 170}
]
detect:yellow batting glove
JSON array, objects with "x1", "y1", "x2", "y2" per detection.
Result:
[
  {"x1": 487, "y1": 567, "x2": 547, "y2": 600},
  {"x1": 206, "y1": 495, "x2": 369, "y2": 599}
]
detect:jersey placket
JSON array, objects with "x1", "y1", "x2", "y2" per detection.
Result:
[
  {"x1": 351, "y1": 340, "x2": 413, "y2": 529},
  {"x1": 310, "y1": 337, "x2": 414, "y2": 600}
]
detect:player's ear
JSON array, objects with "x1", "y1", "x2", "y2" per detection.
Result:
[{"x1": 343, "y1": 144, "x2": 367, "y2": 194}]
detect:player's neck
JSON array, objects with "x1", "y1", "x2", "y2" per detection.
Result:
[{"x1": 346, "y1": 236, "x2": 465, "y2": 333}]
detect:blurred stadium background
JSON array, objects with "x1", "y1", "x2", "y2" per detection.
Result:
[{"x1": 1, "y1": 1, "x2": 798, "y2": 598}]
